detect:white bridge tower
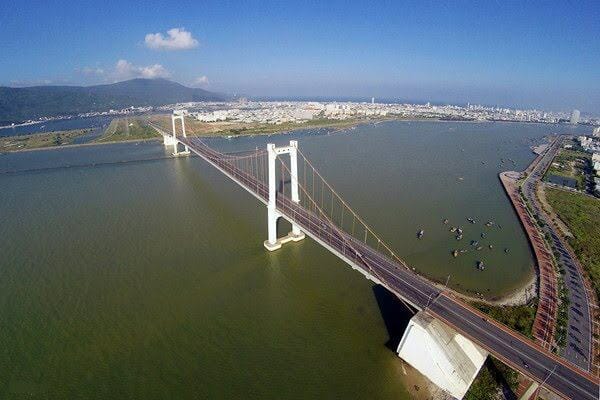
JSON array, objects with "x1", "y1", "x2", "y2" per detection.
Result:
[
  {"x1": 264, "y1": 140, "x2": 305, "y2": 251},
  {"x1": 165, "y1": 111, "x2": 190, "y2": 156}
]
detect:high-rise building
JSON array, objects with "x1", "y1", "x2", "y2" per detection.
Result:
[
  {"x1": 371, "y1": 97, "x2": 375, "y2": 104},
  {"x1": 570, "y1": 109, "x2": 580, "y2": 124}
]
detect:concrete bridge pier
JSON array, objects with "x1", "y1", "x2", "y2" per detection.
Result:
[
  {"x1": 397, "y1": 311, "x2": 488, "y2": 399},
  {"x1": 264, "y1": 141, "x2": 305, "y2": 251}
]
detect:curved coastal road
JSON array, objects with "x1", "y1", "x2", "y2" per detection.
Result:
[{"x1": 522, "y1": 136, "x2": 593, "y2": 371}]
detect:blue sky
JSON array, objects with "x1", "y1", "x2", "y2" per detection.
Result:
[{"x1": 1, "y1": 1, "x2": 599, "y2": 112}]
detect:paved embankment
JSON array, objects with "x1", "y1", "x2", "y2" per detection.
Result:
[
  {"x1": 501, "y1": 135, "x2": 598, "y2": 397},
  {"x1": 499, "y1": 170, "x2": 557, "y2": 348}
]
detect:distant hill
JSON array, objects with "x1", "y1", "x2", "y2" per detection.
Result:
[{"x1": 0, "y1": 78, "x2": 228, "y2": 124}]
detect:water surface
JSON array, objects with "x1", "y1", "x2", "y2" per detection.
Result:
[
  {"x1": 0, "y1": 120, "x2": 589, "y2": 398},
  {"x1": 0, "y1": 116, "x2": 115, "y2": 137}
]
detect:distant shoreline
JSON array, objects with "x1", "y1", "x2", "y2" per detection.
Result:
[{"x1": 0, "y1": 116, "x2": 575, "y2": 155}]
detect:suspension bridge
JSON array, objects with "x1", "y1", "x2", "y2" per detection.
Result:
[{"x1": 151, "y1": 114, "x2": 598, "y2": 400}]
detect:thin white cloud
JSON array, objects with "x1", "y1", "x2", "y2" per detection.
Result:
[
  {"x1": 113, "y1": 59, "x2": 171, "y2": 80},
  {"x1": 81, "y1": 67, "x2": 105, "y2": 76},
  {"x1": 145, "y1": 28, "x2": 199, "y2": 51},
  {"x1": 193, "y1": 75, "x2": 209, "y2": 86}
]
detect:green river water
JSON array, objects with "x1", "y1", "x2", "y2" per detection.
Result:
[{"x1": 0, "y1": 120, "x2": 588, "y2": 398}]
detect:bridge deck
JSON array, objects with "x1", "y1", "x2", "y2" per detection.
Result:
[{"x1": 176, "y1": 135, "x2": 598, "y2": 400}]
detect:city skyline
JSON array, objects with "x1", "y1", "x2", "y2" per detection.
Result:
[{"x1": 1, "y1": 1, "x2": 600, "y2": 113}]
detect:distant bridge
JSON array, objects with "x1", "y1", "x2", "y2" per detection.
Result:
[{"x1": 151, "y1": 114, "x2": 598, "y2": 400}]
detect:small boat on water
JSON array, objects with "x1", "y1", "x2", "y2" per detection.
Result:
[
  {"x1": 470, "y1": 240, "x2": 479, "y2": 246},
  {"x1": 450, "y1": 227, "x2": 457, "y2": 233},
  {"x1": 457, "y1": 228, "x2": 463, "y2": 235},
  {"x1": 481, "y1": 232, "x2": 486, "y2": 238},
  {"x1": 476, "y1": 260, "x2": 485, "y2": 270},
  {"x1": 452, "y1": 249, "x2": 459, "y2": 258},
  {"x1": 443, "y1": 219, "x2": 449, "y2": 224},
  {"x1": 460, "y1": 249, "x2": 468, "y2": 253},
  {"x1": 467, "y1": 217, "x2": 476, "y2": 224},
  {"x1": 476, "y1": 246, "x2": 483, "y2": 251},
  {"x1": 489, "y1": 244, "x2": 493, "y2": 249},
  {"x1": 456, "y1": 234, "x2": 463, "y2": 241},
  {"x1": 504, "y1": 248, "x2": 510, "y2": 253},
  {"x1": 417, "y1": 230, "x2": 424, "y2": 239}
]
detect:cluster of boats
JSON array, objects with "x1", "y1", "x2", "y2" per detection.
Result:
[
  {"x1": 416, "y1": 216, "x2": 511, "y2": 271},
  {"x1": 448, "y1": 225, "x2": 464, "y2": 240},
  {"x1": 444, "y1": 216, "x2": 509, "y2": 271}
]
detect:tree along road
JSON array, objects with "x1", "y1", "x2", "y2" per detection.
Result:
[{"x1": 522, "y1": 136, "x2": 592, "y2": 371}]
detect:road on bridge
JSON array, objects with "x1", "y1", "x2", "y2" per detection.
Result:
[{"x1": 163, "y1": 132, "x2": 599, "y2": 400}]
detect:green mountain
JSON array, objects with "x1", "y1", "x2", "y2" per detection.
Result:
[{"x1": 0, "y1": 78, "x2": 228, "y2": 124}]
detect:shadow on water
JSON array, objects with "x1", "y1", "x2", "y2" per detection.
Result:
[{"x1": 372, "y1": 284, "x2": 415, "y2": 351}]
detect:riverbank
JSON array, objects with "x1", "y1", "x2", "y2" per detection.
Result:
[
  {"x1": 0, "y1": 128, "x2": 95, "y2": 152},
  {"x1": 399, "y1": 361, "x2": 452, "y2": 400},
  {"x1": 145, "y1": 113, "x2": 393, "y2": 139},
  {"x1": 446, "y1": 272, "x2": 537, "y2": 307},
  {"x1": 0, "y1": 136, "x2": 162, "y2": 155},
  {"x1": 0, "y1": 114, "x2": 378, "y2": 153}
]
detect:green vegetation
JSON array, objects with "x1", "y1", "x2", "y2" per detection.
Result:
[
  {"x1": 544, "y1": 145, "x2": 591, "y2": 190},
  {"x1": 0, "y1": 129, "x2": 91, "y2": 152},
  {"x1": 554, "y1": 272, "x2": 570, "y2": 349},
  {"x1": 544, "y1": 226, "x2": 571, "y2": 351},
  {"x1": 546, "y1": 187, "x2": 600, "y2": 300},
  {"x1": 473, "y1": 303, "x2": 536, "y2": 338},
  {"x1": 466, "y1": 358, "x2": 519, "y2": 400},
  {"x1": 96, "y1": 118, "x2": 159, "y2": 142},
  {"x1": 465, "y1": 302, "x2": 535, "y2": 398}
]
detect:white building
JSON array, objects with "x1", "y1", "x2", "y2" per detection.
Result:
[
  {"x1": 195, "y1": 110, "x2": 228, "y2": 122},
  {"x1": 324, "y1": 103, "x2": 341, "y2": 116},
  {"x1": 571, "y1": 109, "x2": 580, "y2": 124},
  {"x1": 593, "y1": 126, "x2": 600, "y2": 137},
  {"x1": 213, "y1": 110, "x2": 228, "y2": 121},
  {"x1": 173, "y1": 109, "x2": 188, "y2": 116},
  {"x1": 292, "y1": 109, "x2": 317, "y2": 121},
  {"x1": 579, "y1": 136, "x2": 593, "y2": 150}
]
